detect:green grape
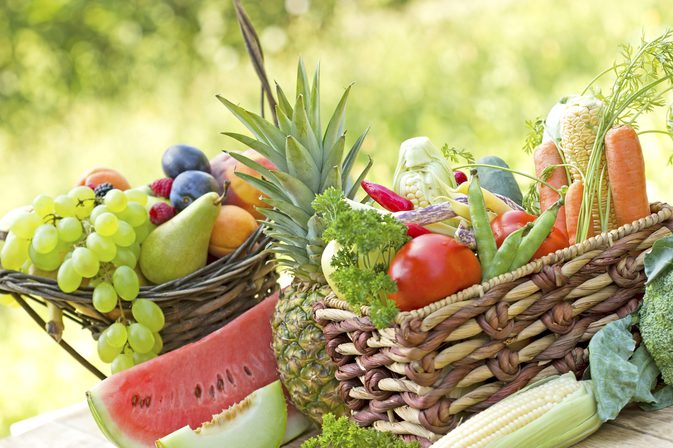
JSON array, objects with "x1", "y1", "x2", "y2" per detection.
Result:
[
  {"x1": 54, "y1": 195, "x2": 77, "y2": 217},
  {"x1": 57, "y1": 259, "x2": 81, "y2": 293},
  {"x1": 129, "y1": 242, "x2": 141, "y2": 259},
  {"x1": 112, "y1": 247, "x2": 137, "y2": 268},
  {"x1": 123, "y1": 203, "x2": 148, "y2": 227},
  {"x1": 32, "y1": 194, "x2": 54, "y2": 217},
  {"x1": 86, "y1": 232, "x2": 117, "y2": 262},
  {"x1": 133, "y1": 351, "x2": 157, "y2": 364},
  {"x1": 128, "y1": 323, "x2": 155, "y2": 354},
  {"x1": 29, "y1": 244, "x2": 64, "y2": 271},
  {"x1": 68, "y1": 186, "x2": 96, "y2": 202},
  {"x1": 113, "y1": 221, "x2": 136, "y2": 247},
  {"x1": 98, "y1": 335, "x2": 123, "y2": 363},
  {"x1": 71, "y1": 247, "x2": 99, "y2": 278},
  {"x1": 32, "y1": 224, "x2": 58, "y2": 254},
  {"x1": 10, "y1": 212, "x2": 41, "y2": 239},
  {"x1": 57, "y1": 217, "x2": 83, "y2": 242},
  {"x1": 124, "y1": 189, "x2": 148, "y2": 206},
  {"x1": 94, "y1": 212, "x2": 119, "y2": 237},
  {"x1": 104, "y1": 322, "x2": 128, "y2": 348},
  {"x1": 74, "y1": 202, "x2": 94, "y2": 219},
  {"x1": 131, "y1": 299, "x2": 165, "y2": 332},
  {"x1": 111, "y1": 352, "x2": 135, "y2": 374},
  {"x1": 113, "y1": 266, "x2": 139, "y2": 301},
  {"x1": 105, "y1": 189, "x2": 128, "y2": 213},
  {"x1": 1, "y1": 234, "x2": 30, "y2": 270},
  {"x1": 152, "y1": 332, "x2": 163, "y2": 354},
  {"x1": 90, "y1": 205, "x2": 109, "y2": 222},
  {"x1": 92, "y1": 281, "x2": 118, "y2": 313}
]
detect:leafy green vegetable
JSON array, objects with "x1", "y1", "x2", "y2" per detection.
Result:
[
  {"x1": 588, "y1": 315, "x2": 638, "y2": 421},
  {"x1": 313, "y1": 188, "x2": 410, "y2": 328},
  {"x1": 440, "y1": 144, "x2": 475, "y2": 164},
  {"x1": 640, "y1": 385, "x2": 673, "y2": 411},
  {"x1": 640, "y1": 270, "x2": 673, "y2": 386},
  {"x1": 301, "y1": 414, "x2": 420, "y2": 448},
  {"x1": 631, "y1": 345, "x2": 659, "y2": 404},
  {"x1": 644, "y1": 235, "x2": 673, "y2": 284},
  {"x1": 522, "y1": 117, "x2": 544, "y2": 154}
]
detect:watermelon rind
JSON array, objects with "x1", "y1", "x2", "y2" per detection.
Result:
[
  {"x1": 155, "y1": 380, "x2": 287, "y2": 448},
  {"x1": 87, "y1": 388, "x2": 145, "y2": 448}
]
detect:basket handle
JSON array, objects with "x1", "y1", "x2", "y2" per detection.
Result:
[{"x1": 233, "y1": 0, "x2": 278, "y2": 125}]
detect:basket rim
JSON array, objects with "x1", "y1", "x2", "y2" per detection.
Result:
[
  {"x1": 0, "y1": 222, "x2": 275, "y2": 302},
  {"x1": 324, "y1": 201, "x2": 673, "y2": 322}
]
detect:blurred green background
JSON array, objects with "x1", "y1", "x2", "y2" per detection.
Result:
[{"x1": 2, "y1": 0, "x2": 673, "y2": 437}]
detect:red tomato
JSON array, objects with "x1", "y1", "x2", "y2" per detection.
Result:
[
  {"x1": 490, "y1": 210, "x2": 569, "y2": 260},
  {"x1": 388, "y1": 234, "x2": 481, "y2": 311}
]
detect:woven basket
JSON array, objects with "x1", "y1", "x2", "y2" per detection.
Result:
[
  {"x1": 0, "y1": 226, "x2": 277, "y2": 379},
  {"x1": 315, "y1": 202, "x2": 673, "y2": 446}
]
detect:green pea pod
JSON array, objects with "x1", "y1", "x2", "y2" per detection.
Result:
[
  {"x1": 509, "y1": 199, "x2": 563, "y2": 270},
  {"x1": 484, "y1": 223, "x2": 532, "y2": 281},
  {"x1": 468, "y1": 170, "x2": 498, "y2": 277}
]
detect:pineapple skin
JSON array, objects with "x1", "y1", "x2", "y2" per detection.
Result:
[{"x1": 272, "y1": 282, "x2": 348, "y2": 423}]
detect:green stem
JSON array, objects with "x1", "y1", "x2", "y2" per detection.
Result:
[
  {"x1": 638, "y1": 129, "x2": 673, "y2": 137},
  {"x1": 455, "y1": 163, "x2": 563, "y2": 195},
  {"x1": 581, "y1": 63, "x2": 626, "y2": 95}
]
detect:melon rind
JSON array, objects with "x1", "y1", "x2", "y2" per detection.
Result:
[
  {"x1": 87, "y1": 388, "x2": 145, "y2": 448},
  {"x1": 155, "y1": 380, "x2": 287, "y2": 448}
]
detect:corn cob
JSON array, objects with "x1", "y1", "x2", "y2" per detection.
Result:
[
  {"x1": 559, "y1": 95, "x2": 616, "y2": 234},
  {"x1": 430, "y1": 373, "x2": 601, "y2": 448}
]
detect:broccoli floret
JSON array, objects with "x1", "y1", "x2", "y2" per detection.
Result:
[{"x1": 640, "y1": 271, "x2": 673, "y2": 386}]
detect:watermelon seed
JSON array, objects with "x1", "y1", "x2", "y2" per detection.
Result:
[
  {"x1": 243, "y1": 366, "x2": 252, "y2": 376},
  {"x1": 144, "y1": 396, "x2": 151, "y2": 407},
  {"x1": 131, "y1": 395, "x2": 139, "y2": 407},
  {"x1": 194, "y1": 384, "x2": 202, "y2": 399},
  {"x1": 216, "y1": 374, "x2": 225, "y2": 391},
  {"x1": 208, "y1": 385, "x2": 215, "y2": 400},
  {"x1": 226, "y1": 369, "x2": 235, "y2": 385}
]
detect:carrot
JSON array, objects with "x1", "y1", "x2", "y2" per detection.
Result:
[
  {"x1": 534, "y1": 141, "x2": 568, "y2": 235},
  {"x1": 604, "y1": 125, "x2": 650, "y2": 226},
  {"x1": 565, "y1": 180, "x2": 593, "y2": 245}
]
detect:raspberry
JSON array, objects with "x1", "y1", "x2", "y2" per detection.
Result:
[
  {"x1": 150, "y1": 178, "x2": 173, "y2": 199},
  {"x1": 94, "y1": 182, "x2": 114, "y2": 198},
  {"x1": 149, "y1": 202, "x2": 176, "y2": 225}
]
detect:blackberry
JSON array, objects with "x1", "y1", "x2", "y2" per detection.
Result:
[{"x1": 94, "y1": 182, "x2": 114, "y2": 199}]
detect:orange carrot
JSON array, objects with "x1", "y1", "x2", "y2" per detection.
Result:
[
  {"x1": 565, "y1": 180, "x2": 593, "y2": 245},
  {"x1": 604, "y1": 125, "x2": 650, "y2": 226},
  {"x1": 534, "y1": 141, "x2": 568, "y2": 235}
]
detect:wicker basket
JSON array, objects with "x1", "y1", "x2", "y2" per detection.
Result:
[
  {"x1": 315, "y1": 202, "x2": 673, "y2": 446},
  {"x1": 0, "y1": 226, "x2": 277, "y2": 379}
]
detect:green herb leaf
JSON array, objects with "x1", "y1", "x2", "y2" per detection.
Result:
[
  {"x1": 644, "y1": 235, "x2": 673, "y2": 284},
  {"x1": 440, "y1": 144, "x2": 475, "y2": 164},
  {"x1": 301, "y1": 414, "x2": 420, "y2": 448},
  {"x1": 522, "y1": 117, "x2": 544, "y2": 154}
]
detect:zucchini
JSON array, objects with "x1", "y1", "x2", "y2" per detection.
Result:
[{"x1": 475, "y1": 156, "x2": 523, "y2": 206}]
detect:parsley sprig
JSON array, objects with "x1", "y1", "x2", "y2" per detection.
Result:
[
  {"x1": 301, "y1": 414, "x2": 420, "y2": 448},
  {"x1": 313, "y1": 188, "x2": 409, "y2": 328}
]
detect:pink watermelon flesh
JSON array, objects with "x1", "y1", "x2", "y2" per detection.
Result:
[{"x1": 88, "y1": 293, "x2": 280, "y2": 448}]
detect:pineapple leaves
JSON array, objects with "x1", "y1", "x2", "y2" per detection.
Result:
[
  {"x1": 320, "y1": 164, "x2": 342, "y2": 193},
  {"x1": 291, "y1": 95, "x2": 322, "y2": 166},
  {"x1": 217, "y1": 95, "x2": 286, "y2": 152},
  {"x1": 347, "y1": 156, "x2": 373, "y2": 200},
  {"x1": 296, "y1": 59, "x2": 312, "y2": 112},
  {"x1": 222, "y1": 133, "x2": 287, "y2": 171},
  {"x1": 341, "y1": 127, "x2": 369, "y2": 188},
  {"x1": 261, "y1": 208, "x2": 307, "y2": 234},
  {"x1": 275, "y1": 82, "x2": 294, "y2": 118},
  {"x1": 275, "y1": 105, "x2": 293, "y2": 135},
  {"x1": 226, "y1": 151, "x2": 276, "y2": 179},
  {"x1": 264, "y1": 197, "x2": 312, "y2": 226},
  {"x1": 321, "y1": 135, "x2": 345, "y2": 187},
  {"x1": 272, "y1": 169, "x2": 317, "y2": 208},
  {"x1": 309, "y1": 63, "x2": 321, "y2": 138},
  {"x1": 323, "y1": 85, "x2": 352, "y2": 161},
  {"x1": 234, "y1": 172, "x2": 292, "y2": 204},
  {"x1": 285, "y1": 135, "x2": 321, "y2": 192}
]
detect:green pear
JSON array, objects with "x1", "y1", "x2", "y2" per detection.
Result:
[{"x1": 140, "y1": 192, "x2": 221, "y2": 284}]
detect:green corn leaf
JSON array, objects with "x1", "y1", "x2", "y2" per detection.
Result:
[
  {"x1": 309, "y1": 63, "x2": 321, "y2": 138},
  {"x1": 275, "y1": 106, "x2": 293, "y2": 135},
  {"x1": 347, "y1": 156, "x2": 373, "y2": 199},
  {"x1": 217, "y1": 95, "x2": 286, "y2": 152},
  {"x1": 233, "y1": 172, "x2": 291, "y2": 203},
  {"x1": 261, "y1": 208, "x2": 307, "y2": 234},
  {"x1": 320, "y1": 164, "x2": 342, "y2": 193},
  {"x1": 321, "y1": 134, "x2": 345, "y2": 187},
  {"x1": 323, "y1": 84, "x2": 352, "y2": 156},
  {"x1": 341, "y1": 126, "x2": 369, "y2": 186},
  {"x1": 275, "y1": 82, "x2": 294, "y2": 118},
  {"x1": 291, "y1": 95, "x2": 322, "y2": 166},
  {"x1": 285, "y1": 135, "x2": 321, "y2": 192},
  {"x1": 221, "y1": 133, "x2": 287, "y2": 171}
]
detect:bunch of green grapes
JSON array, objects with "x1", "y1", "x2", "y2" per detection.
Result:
[{"x1": 0, "y1": 186, "x2": 165, "y2": 374}]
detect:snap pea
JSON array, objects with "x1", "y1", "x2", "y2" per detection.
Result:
[
  {"x1": 484, "y1": 223, "x2": 532, "y2": 281},
  {"x1": 509, "y1": 199, "x2": 563, "y2": 270},
  {"x1": 468, "y1": 170, "x2": 498, "y2": 279}
]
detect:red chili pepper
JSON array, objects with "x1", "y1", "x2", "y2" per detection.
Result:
[
  {"x1": 405, "y1": 223, "x2": 432, "y2": 238},
  {"x1": 361, "y1": 180, "x2": 414, "y2": 212}
]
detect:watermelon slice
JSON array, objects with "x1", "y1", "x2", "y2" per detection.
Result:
[{"x1": 87, "y1": 293, "x2": 281, "y2": 448}]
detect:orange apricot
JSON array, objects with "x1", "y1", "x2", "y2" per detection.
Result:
[
  {"x1": 209, "y1": 205, "x2": 258, "y2": 257},
  {"x1": 78, "y1": 168, "x2": 131, "y2": 190}
]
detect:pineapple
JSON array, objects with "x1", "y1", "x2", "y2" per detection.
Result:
[{"x1": 217, "y1": 61, "x2": 370, "y2": 423}]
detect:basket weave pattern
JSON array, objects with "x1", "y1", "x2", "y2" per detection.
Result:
[
  {"x1": 0, "y1": 226, "x2": 277, "y2": 378},
  {"x1": 315, "y1": 203, "x2": 673, "y2": 445}
]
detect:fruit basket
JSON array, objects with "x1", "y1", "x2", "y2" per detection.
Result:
[
  {"x1": 0, "y1": 219, "x2": 277, "y2": 380},
  {"x1": 315, "y1": 202, "x2": 673, "y2": 445}
]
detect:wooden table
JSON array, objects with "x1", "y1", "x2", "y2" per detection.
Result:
[{"x1": 1, "y1": 402, "x2": 672, "y2": 447}]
